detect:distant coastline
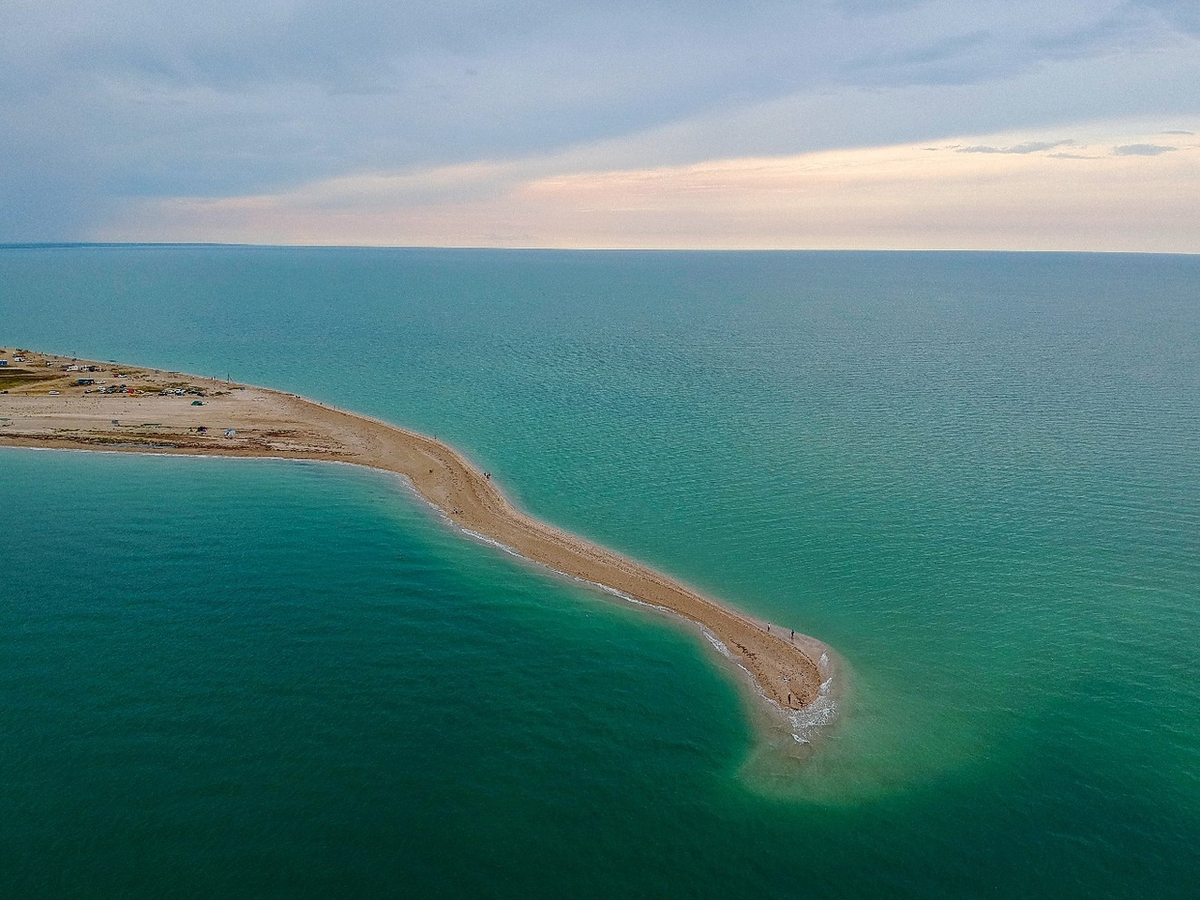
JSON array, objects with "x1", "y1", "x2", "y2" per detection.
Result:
[{"x1": 0, "y1": 346, "x2": 834, "y2": 740}]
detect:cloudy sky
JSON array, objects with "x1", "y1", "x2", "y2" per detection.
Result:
[{"x1": 5, "y1": 0, "x2": 1198, "y2": 249}]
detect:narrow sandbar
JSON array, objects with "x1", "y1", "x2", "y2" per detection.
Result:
[{"x1": 0, "y1": 347, "x2": 833, "y2": 729}]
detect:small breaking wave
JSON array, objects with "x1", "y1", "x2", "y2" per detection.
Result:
[
  {"x1": 786, "y1": 673, "x2": 837, "y2": 744},
  {"x1": 702, "y1": 628, "x2": 732, "y2": 658},
  {"x1": 458, "y1": 526, "x2": 525, "y2": 560}
]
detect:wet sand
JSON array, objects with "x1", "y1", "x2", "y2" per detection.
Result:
[{"x1": 1, "y1": 347, "x2": 831, "y2": 721}]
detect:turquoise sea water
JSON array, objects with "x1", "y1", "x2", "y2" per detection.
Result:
[{"x1": 1, "y1": 246, "x2": 1198, "y2": 897}]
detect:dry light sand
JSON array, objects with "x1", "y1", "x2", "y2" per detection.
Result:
[{"x1": 1, "y1": 347, "x2": 832, "y2": 728}]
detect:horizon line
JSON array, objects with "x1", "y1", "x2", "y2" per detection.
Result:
[{"x1": 2, "y1": 242, "x2": 1197, "y2": 257}]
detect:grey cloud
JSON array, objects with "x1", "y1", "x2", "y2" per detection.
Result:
[
  {"x1": 828, "y1": 0, "x2": 931, "y2": 20},
  {"x1": 844, "y1": 30, "x2": 1001, "y2": 86},
  {"x1": 599, "y1": 48, "x2": 1200, "y2": 173},
  {"x1": 956, "y1": 140, "x2": 1075, "y2": 154},
  {"x1": 1132, "y1": 0, "x2": 1200, "y2": 35},
  {"x1": 2, "y1": 0, "x2": 1200, "y2": 239},
  {"x1": 1033, "y1": 5, "x2": 1164, "y2": 60},
  {"x1": 1113, "y1": 143, "x2": 1177, "y2": 155}
]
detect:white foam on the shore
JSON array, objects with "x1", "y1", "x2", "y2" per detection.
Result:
[
  {"x1": 702, "y1": 628, "x2": 732, "y2": 657},
  {"x1": 458, "y1": 526, "x2": 526, "y2": 561},
  {"x1": 586, "y1": 581, "x2": 673, "y2": 615},
  {"x1": 435, "y1": 503, "x2": 679, "y2": 619},
  {"x1": 785, "y1": 674, "x2": 838, "y2": 744},
  {"x1": 5, "y1": 444, "x2": 343, "y2": 467}
]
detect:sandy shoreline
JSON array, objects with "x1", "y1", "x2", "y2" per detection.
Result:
[{"x1": 1, "y1": 346, "x2": 832, "y2": 731}]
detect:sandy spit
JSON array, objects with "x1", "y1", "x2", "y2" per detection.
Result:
[{"x1": 0, "y1": 348, "x2": 832, "y2": 724}]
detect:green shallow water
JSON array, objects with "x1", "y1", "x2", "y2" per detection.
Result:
[{"x1": 1, "y1": 247, "x2": 1198, "y2": 897}]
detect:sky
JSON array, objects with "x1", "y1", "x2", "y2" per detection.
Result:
[{"x1": 4, "y1": 0, "x2": 1199, "y2": 250}]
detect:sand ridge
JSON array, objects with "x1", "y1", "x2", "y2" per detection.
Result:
[{"x1": 1, "y1": 347, "x2": 831, "y2": 721}]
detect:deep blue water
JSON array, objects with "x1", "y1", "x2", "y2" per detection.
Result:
[{"x1": 2, "y1": 247, "x2": 1198, "y2": 897}]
